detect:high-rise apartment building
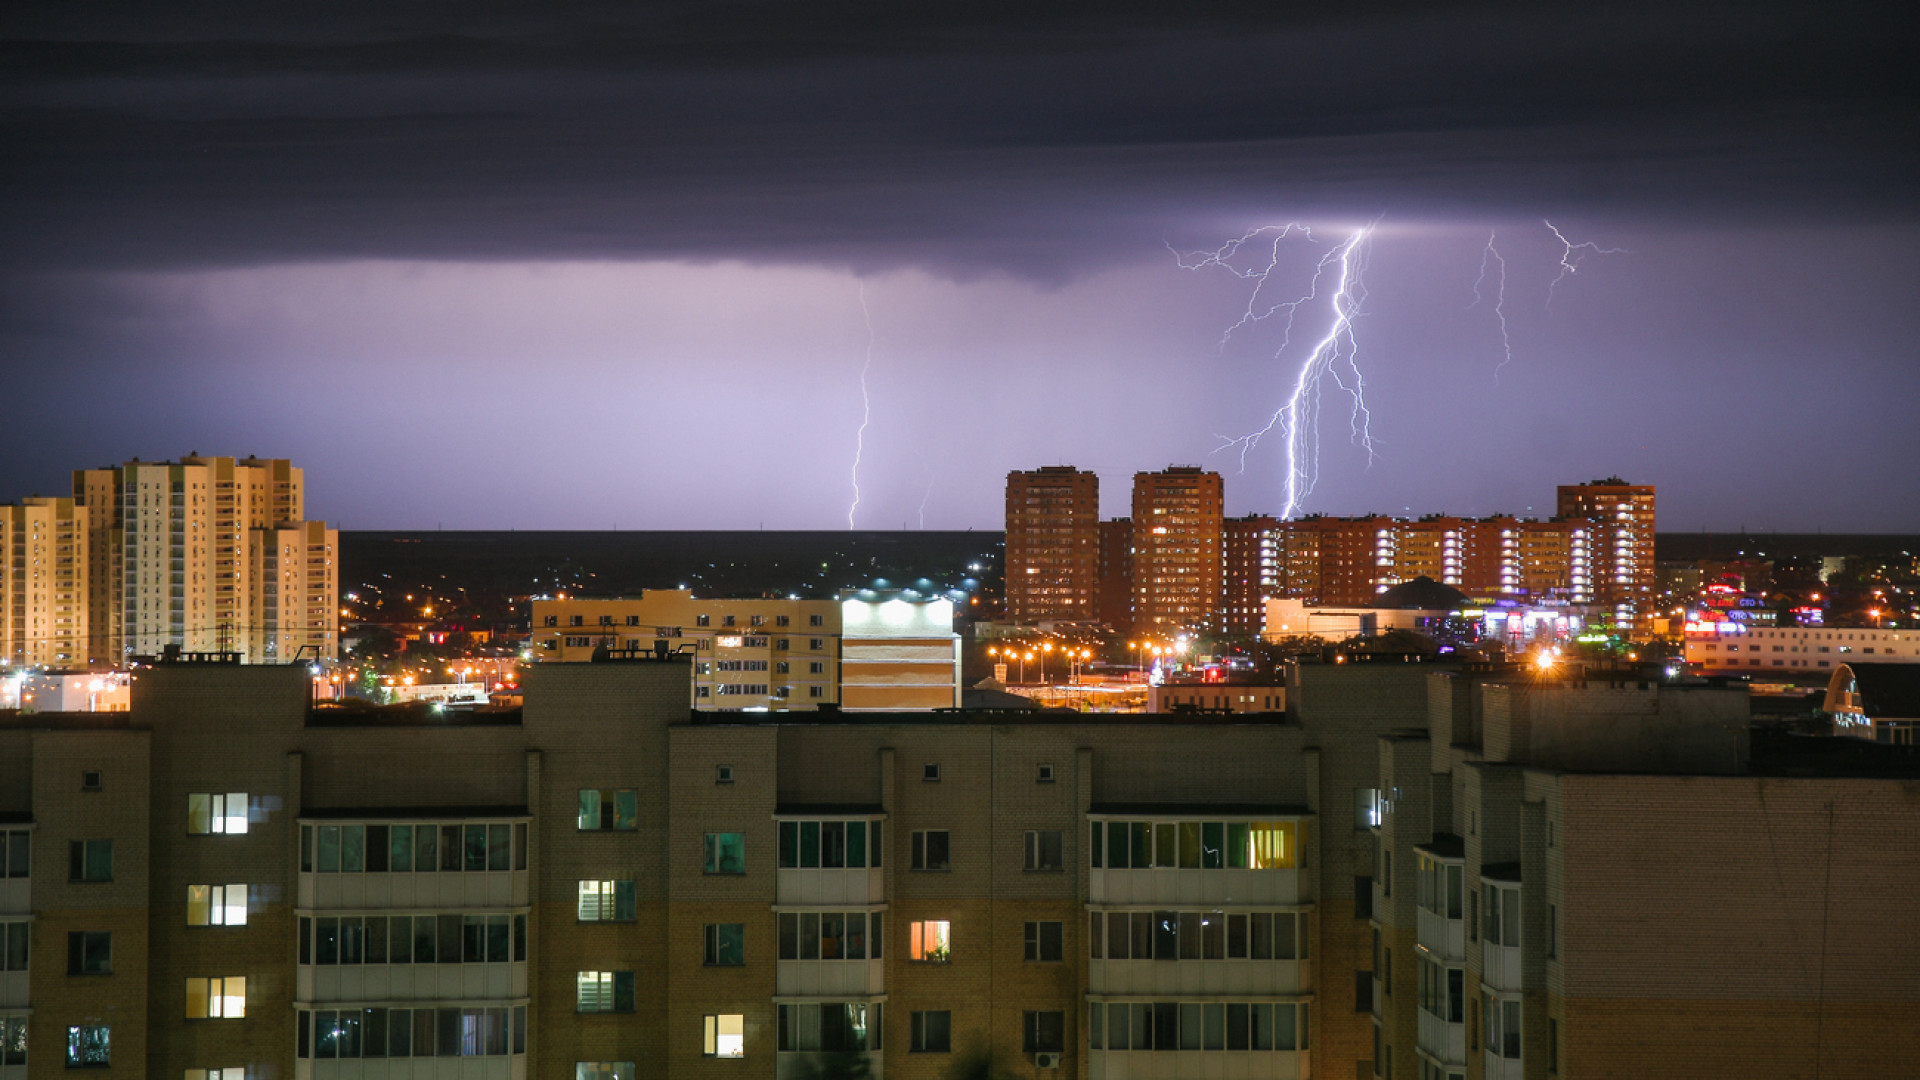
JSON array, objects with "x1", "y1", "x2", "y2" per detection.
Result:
[
  {"x1": 1097, "y1": 518, "x2": 1134, "y2": 633},
  {"x1": 1557, "y1": 478, "x2": 1655, "y2": 635},
  {"x1": 0, "y1": 497, "x2": 89, "y2": 667},
  {"x1": 8, "y1": 655, "x2": 1912, "y2": 1080},
  {"x1": 1004, "y1": 467, "x2": 1101, "y2": 622},
  {"x1": 1130, "y1": 466, "x2": 1223, "y2": 634},
  {"x1": 1224, "y1": 514, "x2": 1280, "y2": 635},
  {"x1": 71, "y1": 456, "x2": 336, "y2": 664}
]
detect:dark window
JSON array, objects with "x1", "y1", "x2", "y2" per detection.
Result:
[
  {"x1": 705, "y1": 924, "x2": 745, "y2": 966},
  {"x1": 1354, "y1": 875, "x2": 1373, "y2": 919},
  {"x1": 67, "y1": 931, "x2": 111, "y2": 975},
  {"x1": 1024, "y1": 921, "x2": 1063, "y2": 962},
  {"x1": 1023, "y1": 1010, "x2": 1065, "y2": 1053},
  {"x1": 911, "y1": 830, "x2": 950, "y2": 871},
  {"x1": 910, "y1": 1011, "x2": 951, "y2": 1052},
  {"x1": 69, "y1": 840, "x2": 113, "y2": 882}
]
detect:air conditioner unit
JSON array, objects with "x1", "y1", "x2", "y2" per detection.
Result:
[{"x1": 1033, "y1": 1052, "x2": 1061, "y2": 1069}]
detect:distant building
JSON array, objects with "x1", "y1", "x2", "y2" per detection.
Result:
[
  {"x1": 1130, "y1": 466, "x2": 1224, "y2": 635},
  {"x1": 71, "y1": 455, "x2": 337, "y2": 663},
  {"x1": 1223, "y1": 513, "x2": 1279, "y2": 635},
  {"x1": 1097, "y1": 518, "x2": 1134, "y2": 632},
  {"x1": 0, "y1": 497, "x2": 88, "y2": 667},
  {"x1": 529, "y1": 589, "x2": 961, "y2": 711},
  {"x1": 1004, "y1": 466, "x2": 1101, "y2": 622},
  {"x1": 1823, "y1": 662, "x2": 1920, "y2": 744},
  {"x1": 1683, "y1": 624, "x2": 1919, "y2": 677},
  {"x1": 1557, "y1": 477, "x2": 1655, "y2": 636}
]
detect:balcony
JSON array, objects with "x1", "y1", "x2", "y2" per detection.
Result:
[
  {"x1": 1088, "y1": 1049, "x2": 1308, "y2": 1079},
  {"x1": 1091, "y1": 954, "x2": 1311, "y2": 999},
  {"x1": 1417, "y1": 1010, "x2": 1466, "y2": 1068},
  {"x1": 775, "y1": 865, "x2": 884, "y2": 906},
  {"x1": 1416, "y1": 907, "x2": 1464, "y2": 962},
  {"x1": 777, "y1": 1051, "x2": 882, "y2": 1080},
  {"x1": 1481, "y1": 940, "x2": 1522, "y2": 991},
  {"x1": 776, "y1": 957, "x2": 885, "y2": 998},
  {"x1": 301, "y1": 958, "x2": 527, "y2": 1005}
]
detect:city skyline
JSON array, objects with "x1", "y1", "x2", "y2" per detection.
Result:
[{"x1": 2, "y1": 4, "x2": 1915, "y2": 532}]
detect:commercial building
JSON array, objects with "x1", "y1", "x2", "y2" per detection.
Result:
[
  {"x1": 1004, "y1": 468, "x2": 1101, "y2": 623},
  {"x1": 1365, "y1": 664, "x2": 1920, "y2": 1080},
  {"x1": 1682, "y1": 624, "x2": 1918, "y2": 677},
  {"x1": 528, "y1": 590, "x2": 959, "y2": 711},
  {"x1": 1130, "y1": 467, "x2": 1224, "y2": 635},
  {"x1": 69, "y1": 456, "x2": 337, "y2": 665},
  {"x1": 0, "y1": 498, "x2": 89, "y2": 668},
  {"x1": 3, "y1": 655, "x2": 1915, "y2": 1080}
]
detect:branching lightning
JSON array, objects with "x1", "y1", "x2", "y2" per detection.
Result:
[
  {"x1": 1175, "y1": 222, "x2": 1378, "y2": 520},
  {"x1": 1469, "y1": 230, "x2": 1513, "y2": 378},
  {"x1": 847, "y1": 280, "x2": 875, "y2": 530},
  {"x1": 1543, "y1": 219, "x2": 1628, "y2": 306}
]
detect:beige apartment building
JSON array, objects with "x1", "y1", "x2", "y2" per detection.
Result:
[
  {"x1": 1364, "y1": 665, "x2": 1920, "y2": 1080},
  {"x1": 1556, "y1": 479, "x2": 1654, "y2": 638},
  {"x1": 0, "y1": 498, "x2": 89, "y2": 668},
  {"x1": 70, "y1": 456, "x2": 337, "y2": 665},
  {"x1": 4, "y1": 656, "x2": 1915, "y2": 1080},
  {"x1": 528, "y1": 590, "x2": 959, "y2": 711}
]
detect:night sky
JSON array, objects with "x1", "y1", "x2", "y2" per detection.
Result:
[{"x1": 3, "y1": 2, "x2": 1915, "y2": 531}]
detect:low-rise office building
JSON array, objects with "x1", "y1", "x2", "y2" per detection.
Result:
[{"x1": 529, "y1": 591, "x2": 960, "y2": 712}]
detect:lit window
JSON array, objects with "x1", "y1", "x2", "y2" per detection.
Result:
[
  {"x1": 187, "y1": 791, "x2": 251, "y2": 834},
  {"x1": 66, "y1": 1025, "x2": 110, "y2": 1068},
  {"x1": 577, "y1": 971, "x2": 636, "y2": 1013},
  {"x1": 184, "y1": 1068, "x2": 247, "y2": 1080},
  {"x1": 577, "y1": 880, "x2": 637, "y2": 922},
  {"x1": 576, "y1": 1064, "x2": 635, "y2": 1080},
  {"x1": 703, "y1": 1013, "x2": 745, "y2": 1057},
  {"x1": 909, "y1": 920, "x2": 952, "y2": 962},
  {"x1": 185, "y1": 976, "x2": 247, "y2": 1018},
  {"x1": 187, "y1": 884, "x2": 249, "y2": 926}
]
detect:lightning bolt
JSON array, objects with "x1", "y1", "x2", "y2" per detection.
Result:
[
  {"x1": 1178, "y1": 222, "x2": 1377, "y2": 520},
  {"x1": 847, "y1": 280, "x2": 874, "y2": 530},
  {"x1": 916, "y1": 463, "x2": 935, "y2": 530},
  {"x1": 1544, "y1": 219, "x2": 1628, "y2": 306},
  {"x1": 1469, "y1": 229, "x2": 1513, "y2": 378}
]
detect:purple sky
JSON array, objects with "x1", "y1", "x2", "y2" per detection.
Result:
[{"x1": 2, "y1": 2, "x2": 1915, "y2": 531}]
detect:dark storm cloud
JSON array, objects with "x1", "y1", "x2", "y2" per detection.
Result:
[
  {"x1": 2, "y1": 1, "x2": 1914, "y2": 276},
  {"x1": 2, "y1": 3, "x2": 1917, "y2": 531}
]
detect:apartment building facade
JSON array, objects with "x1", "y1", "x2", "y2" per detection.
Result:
[
  {"x1": 1130, "y1": 467, "x2": 1224, "y2": 636},
  {"x1": 1555, "y1": 479, "x2": 1655, "y2": 638},
  {"x1": 69, "y1": 456, "x2": 337, "y2": 665},
  {"x1": 1, "y1": 498, "x2": 89, "y2": 668},
  {"x1": 1004, "y1": 468, "x2": 1101, "y2": 623},
  {"x1": 0, "y1": 653, "x2": 1457, "y2": 1080},
  {"x1": 1363, "y1": 667, "x2": 1920, "y2": 1080}
]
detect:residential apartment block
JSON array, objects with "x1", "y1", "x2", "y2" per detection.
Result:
[
  {"x1": 1, "y1": 498, "x2": 89, "y2": 668},
  {"x1": 1364, "y1": 665, "x2": 1920, "y2": 1080},
  {"x1": 68, "y1": 456, "x2": 338, "y2": 665},
  {"x1": 3, "y1": 656, "x2": 1913, "y2": 1080},
  {"x1": 1130, "y1": 467, "x2": 1224, "y2": 635},
  {"x1": 528, "y1": 591, "x2": 960, "y2": 711},
  {"x1": 1004, "y1": 468, "x2": 1101, "y2": 623}
]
